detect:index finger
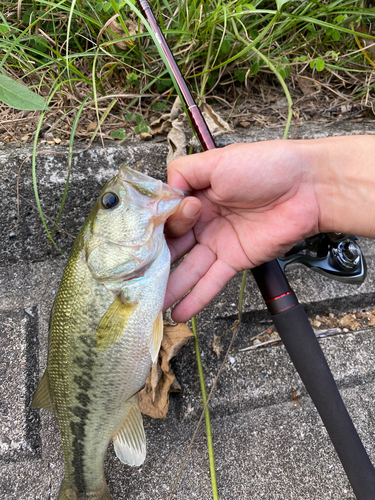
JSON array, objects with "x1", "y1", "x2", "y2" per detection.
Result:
[{"x1": 167, "y1": 148, "x2": 224, "y2": 191}]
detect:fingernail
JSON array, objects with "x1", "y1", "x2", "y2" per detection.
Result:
[{"x1": 182, "y1": 201, "x2": 201, "y2": 218}]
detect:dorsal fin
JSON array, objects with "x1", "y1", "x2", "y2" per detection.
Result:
[
  {"x1": 113, "y1": 397, "x2": 146, "y2": 466},
  {"x1": 31, "y1": 370, "x2": 53, "y2": 411}
]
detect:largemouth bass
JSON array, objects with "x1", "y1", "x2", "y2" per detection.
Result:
[{"x1": 32, "y1": 166, "x2": 184, "y2": 500}]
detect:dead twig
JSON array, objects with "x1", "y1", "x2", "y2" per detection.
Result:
[{"x1": 240, "y1": 327, "x2": 344, "y2": 352}]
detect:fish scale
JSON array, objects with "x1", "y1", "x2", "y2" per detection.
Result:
[{"x1": 32, "y1": 166, "x2": 184, "y2": 500}]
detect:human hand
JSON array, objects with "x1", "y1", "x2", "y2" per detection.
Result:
[
  {"x1": 164, "y1": 140, "x2": 321, "y2": 322},
  {"x1": 165, "y1": 135, "x2": 375, "y2": 321}
]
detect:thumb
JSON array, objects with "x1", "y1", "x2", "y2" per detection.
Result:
[
  {"x1": 164, "y1": 196, "x2": 202, "y2": 238},
  {"x1": 167, "y1": 148, "x2": 224, "y2": 191}
]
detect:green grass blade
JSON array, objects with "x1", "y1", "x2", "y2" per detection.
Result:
[
  {"x1": 49, "y1": 94, "x2": 91, "y2": 240},
  {"x1": 31, "y1": 84, "x2": 67, "y2": 256},
  {"x1": 191, "y1": 316, "x2": 218, "y2": 500}
]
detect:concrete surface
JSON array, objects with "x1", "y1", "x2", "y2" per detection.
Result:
[{"x1": 1, "y1": 121, "x2": 375, "y2": 499}]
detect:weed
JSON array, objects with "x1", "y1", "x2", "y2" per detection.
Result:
[{"x1": 1, "y1": 1, "x2": 374, "y2": 140}]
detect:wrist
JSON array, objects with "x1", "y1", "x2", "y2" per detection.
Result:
[{"x1": 301, "y1": 135, "x2": 375, "y2": 238}]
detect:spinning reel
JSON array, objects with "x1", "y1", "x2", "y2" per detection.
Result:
[{"x1": 278, "y1": 232, "x2": 366, "y2": 285}]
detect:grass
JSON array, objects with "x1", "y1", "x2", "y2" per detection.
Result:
[{"x1": 0, "y1": 0, "x2": 375, "y2": 146}]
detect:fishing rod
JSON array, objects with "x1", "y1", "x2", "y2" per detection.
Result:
[{"x1": 136, "y1": 1, "x2": 375, "y2": 498}]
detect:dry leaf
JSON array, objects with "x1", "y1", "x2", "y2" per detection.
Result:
[
  {"x1": 201, "y1": 102, "x2": 233, "y2": 134},
  {"x1": 150, "y1": 361, "x2": 162, "y2": 402},
  {"x1": 138, "y1": 321, "x2": 193, "y2": 419},
  {"x1": 150, "y1": 97, "x2": 187, "y2": 164},
  {"x1": 168, "y1": 98, "x2": 234, "y2": 163},
  {"x1": 152, "y1": 97, "x2": 232, "y2": 164},
  {"x1": 190, "y1": 102, "x2": 233, "y2": 149},
  {"x1": 149, "y1": 97, "x2": 184, "y2": 137},
  {"x1": 108, "y1": 19, "x2": 143, "y2": 50},
  {"x1": 212, "y1": 336, "x2": 224, "y2": 358},
  {"x1": 161, "y1": 321, "x2": 194, "y2": 364},
  {"x1": 297, "y1": 76, "x2": 320, "y2": 95},
  {"x1": 170, "y1": 96, "x2": 184, "y2": 120},
  {"x1": 149, "y1": 114, "x2": 172, "y2": 135},
  {"x1": 166, "y1": 119, "x2": 187, "y2": 165},
  {"x1": 87, "y1": 121, "x2": 97, "y2": 132}
]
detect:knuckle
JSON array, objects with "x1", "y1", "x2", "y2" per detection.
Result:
[
  {"x1": 180, "y1": 256, "x2": 201, "y2": 279},
  {"x1": 165, "y1": 286, "x2": 177, "y2": 305},
  {"x1": 189, "y1": 291, "x2": 206, "y2": 309}
]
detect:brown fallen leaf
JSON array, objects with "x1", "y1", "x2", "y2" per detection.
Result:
[
  {"x1": 190, "y1": 101, "x2": 233, "y2": 150},
  {"x1": 166, "y1": 119, "x2": 187, "y2": 165},
  {"x1": 149, "y1": 97, "x2": 186, "y2": 162},
  {"x1": 138, "y1": 321, "x2": 193, "y2": 419},
  {"x1": 149, "y1": 113, "x2": 173, "y2": 135},
  {"x1": 87, "y1": 121, "x2": 97, "y2": 132},
  {"x1": 150, "y1": 96, "x2": 232, "y2": 165},
  {"x1": 201, "y1": 102, "x2": 233, "y2": 135},
  {"x1": 212, "y1": 336, "x2": 224, "y2": 358},
  {"x1": 163, "y1": 97, "x2": 189, "y2": 164},
  {"x1": 297, "y1": 76, "x2": 320, "y2": 95},
  {"x1": 108, "y1": 19, "x2": 143, "y2": 50}
]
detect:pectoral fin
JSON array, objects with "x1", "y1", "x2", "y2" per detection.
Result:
[
  {"x1": 149, "y1": 310, "x2": 163, "y2": 363},
  {"x1": 113, "y1": 397, "x2": 146, "y2": 466},
  {"x1": 31, "y1": 370, "x2": 53, "y2": 411},
  {"x1": 96, "y1": 296, "x2": 136, "y2": 351}
]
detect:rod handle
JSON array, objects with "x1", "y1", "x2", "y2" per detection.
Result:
[{"x1": 272, "y1": 303, "x2": 375, "y2": 499}]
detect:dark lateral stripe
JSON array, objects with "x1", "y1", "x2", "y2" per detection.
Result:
[
  {"x1": 69, "y1": 336, "x2": 95, "y2": 492},
  {"x1": 70, "y1": 412, "x2": 87, "y2": 493}
]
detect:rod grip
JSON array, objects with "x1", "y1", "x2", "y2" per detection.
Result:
[{"x1": 272, "y1": 303, "x2": 375, "y2": 499}]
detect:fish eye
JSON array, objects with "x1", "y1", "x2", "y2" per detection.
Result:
[{"x1": 101, "y1": 192, "x2": 119, "y2": 209}]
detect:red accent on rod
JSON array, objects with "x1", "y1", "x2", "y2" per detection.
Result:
[
  {"x1": 265, "y1": 290, "x2": 293, "y2": 303},
  {"x1": 271, "y1": 302, "x2": 298, "y2": 314}
]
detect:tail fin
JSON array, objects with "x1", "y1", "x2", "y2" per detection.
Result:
[{"x1": 58, "y1": 480, "x2": 112, "y2": 500}]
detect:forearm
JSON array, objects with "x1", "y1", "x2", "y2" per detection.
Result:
[{"x1": 302, "y1": 135, "x2": 375, "y2": 238}]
